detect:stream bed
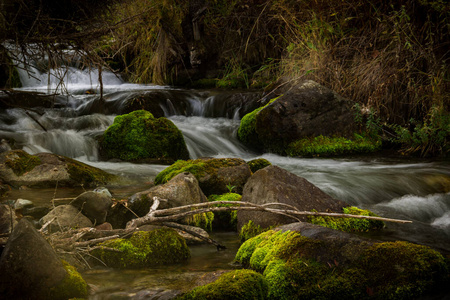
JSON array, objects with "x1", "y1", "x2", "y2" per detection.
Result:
[{"x1": 1, "y1": 66, "x2": 449, "y2": 298}]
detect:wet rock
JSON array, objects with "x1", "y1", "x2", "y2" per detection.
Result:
[
  {"x1": 155, "y1": 158, "x2": 252, "y2": 195},
  {"x1": 237, "y1": 165, "x2": 348, "y2": 230},
  {"x1": 22, "y1": 205, "x2": 51, "y2": 220},
  {"x1": 239, "y1": 80, "x2": 358, "y2": 154},
  {"x1": 14, "y1": 198, "x2": 34, "y2": 210},
  {"x1": 40, "y1": 204, "x2": 93, "y2": 233},
  {"x1": 0, "y1": 218, "x2": 88, "y2": 299},
  {"x1": 100, "y1": 110, "x2": 189, "y2": 163},
  {"x1": 0, "y1": 150, "x2": 116, "y2": 188},
  {"x1": 70, "y1": 190, "x2": 112, "y2": 225},
  {"x1": 109, "y1": 172, "x2": 206, "y2": 228},
  {"x1": 0, "y1": 204, "x2": 17, "y2": 234},
  {"x1": 95, "y1": 222, "x2": 113, "y2": 231}
]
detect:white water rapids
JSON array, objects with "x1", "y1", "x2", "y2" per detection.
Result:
[{"x1": 1, "y1": 63, "x2": 449, "y2": 253}]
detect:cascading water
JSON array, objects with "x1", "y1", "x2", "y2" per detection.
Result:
[{"x1": 2, "y1": 60, "x2": 450, "y2": 253}]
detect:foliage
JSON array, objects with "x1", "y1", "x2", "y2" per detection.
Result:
[
  {"x1": 308, "y1": 206, "x2": 385, "y2": 232},
  {"x1": 179, "y1": 269, "x2": 269, "y2": 300},
  {"x1": 286, "y1": 134, "x2": 381, "y2": 157},
  {"x1": 91, "y1": 228, "x2": 190, "y2": 268},
  {"x1": 101, "y1": 110, "x2": 189, "y2": 162},
  {"x1": 390, "y1": 105, "x2": 449, "y2": 157}
]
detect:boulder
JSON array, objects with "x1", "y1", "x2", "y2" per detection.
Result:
[
  {"x1": 0, "y1": 150, "x2": 116, "y2": 188},
  {"x1": 108, "y1": 172, "x2": 207, "y2": 228},
  {"x1": 70, "y1": 190, "x2": 112, "y2": 225},
  {"x1": 90, "y1": 228, "x2": 190, "y2": 268},
  {"x1": 237, "y1": 165, "x2": 347, "y2": 230},
  {"x1": 238, "y1": 80, "x2": 358, "y2": 154},
  {"x1": 155, "y1": 158, "x2": 252, "y2": 195},
  {"x1": 235, "y1": 222, "x2": 450, "y2": 300},
  {"x1": 40, "y1": 205, "x2": 93, "y2": 233},
  {"x1": 0, "y1": 219, "x2": 88, "y2": 299},
  {"x1": 0, "y1": 204, "x2": 17, "y2": 234},
  {"x1": 100, "y1": 110, "x2": 189, "y2": 163}
]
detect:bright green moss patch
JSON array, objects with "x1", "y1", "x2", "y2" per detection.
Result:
[
  {"x1": 308, "y1": 206, "x2": 385, "y2": 232},
  {"x1": 239, "y1": 220, "x2": 269, "y2": 243},
  {"x1": 101, "y1": 110, "x2": 189, "y2": 162},
  {"x1": 154, "y1": 158, "x2": 245, "y2": 185},
  {"x1": 90, "y1": 228, "x2": 190, "y2": 268},
  {"x1": 286, "y1": 134, "x2": 381, "y2": 157},
  {"x1": 208, "y1": 193, "x2": 242, "y2": 230},
  {"x1": 237, "y1": 98, "x2": 278, "y2": 150},
  {"x1": 4, "y1": 150, "x2": 41, "y2": 176},
  {"x1": 179, "y1": 269, "x2": 269, "y2": 300},
  {"x1": 247, "y1": 158, "x2": 271, "y2": 173},
  {"x1": 234, "y1": 229, "x2": 450, "y2": 300},
  {"x1": 48, "y1": 260, "x2": 88, "y2": 300},
  {"x1": 184, "y1": 211, "x2": 214, "y2": 232}
]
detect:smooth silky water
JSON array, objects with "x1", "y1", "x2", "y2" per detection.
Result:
[{"x1": 1, "y1": 65, "x2": 449, "y2": 298}]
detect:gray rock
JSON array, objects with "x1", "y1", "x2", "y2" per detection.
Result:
[
  {"x1": 70, "y1": 190, "x2": 112, "y2": 225},
  {"x1": 255, "y1": 80, "x2": 358, "y2": 153},
  {"x1": 14, "y1": 198, "x2": 34, "y2": 210},
  {"x1": 237, "y1": 165, "x2": 348, "y2": 230},
  {"x1": 0, "y1": 219, "x2": 67, "y2": 298},
  {"x1": 108, "y1": 172, "x2": 207, "y2": 228},
  {"x1": 40, "y1": 204, "x2": 93, "y2": 233},
  {"x1": 0, "y1": 149, "x2": 116, "y2": 188},
  {"x1": 0, "y1": 204, "x2": 17, "y2": 234}
]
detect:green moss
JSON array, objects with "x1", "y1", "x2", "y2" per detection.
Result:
[
  {"x1": 239, "y1": 220, "x2": 273, "y2": 243},
  {"x1": 184, "y1": 211, "x2": 215, "y2": 232},
  {"x1": 48, "y1": 260, "x2": 88, "y2": 300},
  {"x1": 64, "y1": 157, "x2": 116, "y2": 187},
  {"x1": 286, "y1": 134, "x2": 382, "y2": 157},
  {"x1": 154, "y1": 158, "x2": 245, "y2": 185},
  {"x1": 4, "y1": 150, "x2": 41, "y2": 176},
  {"x1": 247, "y1": 158, "x2": 271, "y2": 173},
  {"x1": 361, "y1": 241, "x2": 449, "y2": 299},
  {"x1": 90, "y1": 228, "x2": 190, "y2": 268},
  {"x1": 178, "y1": 269, "x2": 269, "y2": 300},
  {"x1": 308, "y1": 206, "x2": 385, "y2": 232},
  {"x1": 101, "y1": 110, "x2": 189, "y2": 162},
  {"x1": 208, "y1": 193, "x2": 242, "y2": 230},
  {"x1": 234, "y1": 229, "x2": 450, "y2": 300},
  {"x1": 237, "y1": 97, "x2": 279, "y2": 150}
]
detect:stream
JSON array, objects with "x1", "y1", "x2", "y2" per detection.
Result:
[{"x1": 1, "y1": 64, "x2": 449, "y2": 298}]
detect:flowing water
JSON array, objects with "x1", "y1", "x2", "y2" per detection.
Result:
[{"x1": 1, "y1": 63, "x2": 450, "y2": 297}]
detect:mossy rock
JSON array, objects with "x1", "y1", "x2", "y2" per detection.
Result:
[
  {"x1": 3, "y1": 150, "x2": 40, "y2": 176},
  {"x1": 247, "y1": 158, "x2": 271, "y2": 173},
  {"x1": 286, "y1": 134, "x2": 382, "y2": 157},
  {"x1": 308, "y1": 206, "x2": 385, "y2": 232},
  {"x1": 234, "y1": 228, "x2": 450, "y2": 300},
  {"x1": 100, "y1": 110, "x2": 189, "y2": 162},
  {"x1": 184, "y1": 211, "x2": 215, "y2": 232},
  {"x1": 208, "y1": 193, "x2": 242, "y2": 230},
  {"x1": 179, "y1": 269, "x2": 269, "y2": 300},
  {"x1": 48, "y1": 261, "x2": 88, "y2": 300},
  {"x1": 154, "y1": 157, "x2": 251, "y2": 195},
  {"x1": 239, "y1": 220, "x2": 274, "y2": 243},
  {"x1": 91, "y1": 228, "x2": 190, "y2": 268},
  {"x1": 64, "y1": 156, "x2": 117, "y2": 187}
]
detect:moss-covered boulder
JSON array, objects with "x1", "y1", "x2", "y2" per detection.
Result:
[
  {"x1": 234, "y1": 222, "x2": 450, "y2": 300},
  {"x1": 100, "y1": 110, "x2": 189, "y2": 163},
  {"x1": 0, "y1": 219, "x2": 88, "y2": 299},
  {"x1": 0, "y1": 150, "x2": 116, "y2": 188},
  {"x1": 238, "y1": 80, "x2": 381, "y2": 156},
  {"x1": 154, "y1": 157, "x2": 252, "y2": 195},
  {"x1": 247, "y1": 158, "x2": 271, "y2": 173},
  {"x1": 90, "y1": 228, "x2": 190, "y2": 268},
  {"x1": 179, "y1": 269, "x2": 269, "y2": 300}
]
